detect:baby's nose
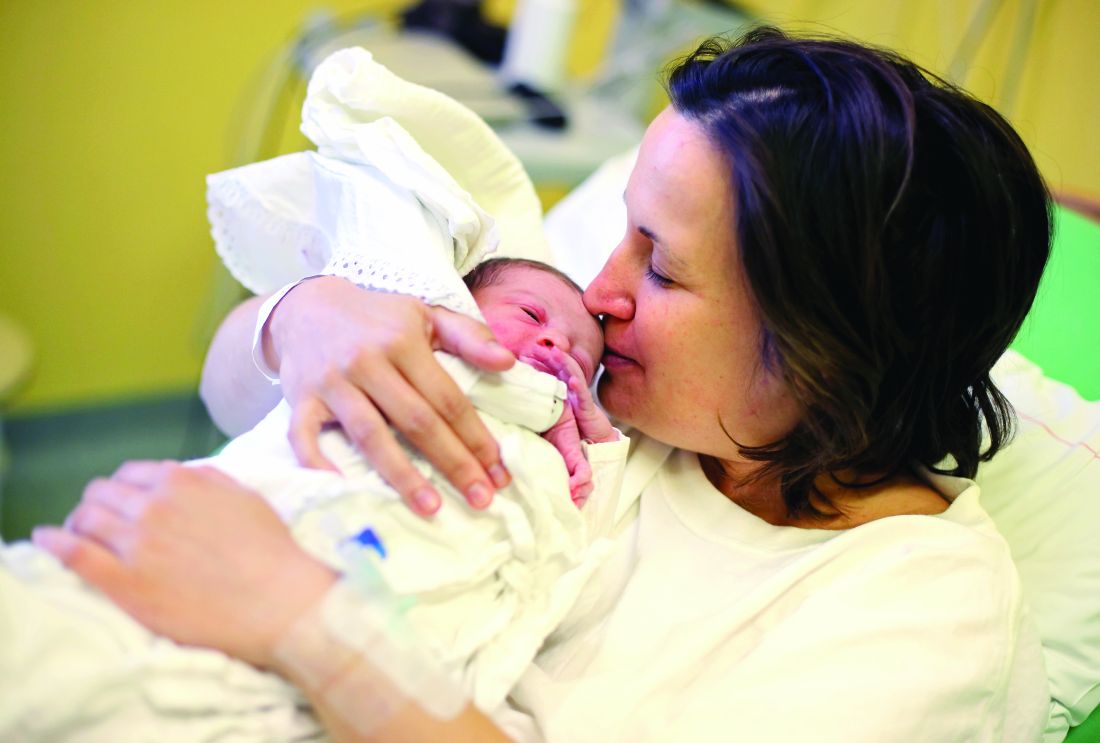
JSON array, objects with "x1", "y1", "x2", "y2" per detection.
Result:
[{"x1": 538, "y1": 329, "x2": 569, "y2": 352}]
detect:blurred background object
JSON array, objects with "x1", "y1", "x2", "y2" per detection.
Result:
[
  {"x1": 0, "y1": 313, "x2": 34, "y2": 534},
  {"x1": 1, "y1": 0, "x2": 1097, "y2": 540}
]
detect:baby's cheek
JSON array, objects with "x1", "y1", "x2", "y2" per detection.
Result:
[{"x1": 486, "y1": 321, "x2": 522, "y2": 355}]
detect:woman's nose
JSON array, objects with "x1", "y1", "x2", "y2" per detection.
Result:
[{"x1": 583, "y1": 242, "x2": 635, "y2": 319}]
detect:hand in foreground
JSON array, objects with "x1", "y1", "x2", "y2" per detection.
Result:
[
  {"x1": 266, "y1": 277, "x2": 516, "y2": 515},
  {"x1": 33, "y1": 461, "x2": 336, "y2": 669}
]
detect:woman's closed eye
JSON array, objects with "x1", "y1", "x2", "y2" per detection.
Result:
[{"x1": 645, "y1": 264, "x2": 675, "y2": 287}]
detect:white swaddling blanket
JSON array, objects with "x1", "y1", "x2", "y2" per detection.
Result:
[{"x1": 0, "y1": 48, "x2": 625, "y2": 742}]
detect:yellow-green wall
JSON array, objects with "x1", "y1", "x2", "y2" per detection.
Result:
[
  {"x1": 1, "y1": 0, "x2": 1095, "y2": 412},
  {"x1": 0, "y1": 1, "x2": 394, "y2": 411},
  {"x1": 0, "y1": 0, "x2": 615, "y2": 413}
]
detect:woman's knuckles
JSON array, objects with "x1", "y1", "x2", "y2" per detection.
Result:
[
  {"x1": 435, "y1": 392, "x2": 472, "y2": 425},
  {"x1": 82, "y1": 477, "x2": 112, "y2": 503},
  {"x1": 376, "y1": 328, "x2": 417, "y2": 358},
  {"x1": 318, "y1": 366, "x2": 354, "y2": 394},
  {"x1": 401, "y1": 405, "x2": 439, "y2": 439},
  {"x1": 344, "y1": 350, "x2": 389, "y2": 385},
  {"x1": 136, "y1": 495, "x2": 176, "y2": 528},
  {"x1": 159, "y1": 467, "x2": 216, "y2": 501},
  {"x1": 345, "y1": 417, "x2": 383, "y2": 449}
]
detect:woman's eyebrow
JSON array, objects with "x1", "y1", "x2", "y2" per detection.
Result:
[
  {"x1": 645, "y1": 232, "x2": 689, "y2": 273},
  {"x1": 623, "y1": 189, "x2": 665, "y2": 245},
  {"x1": 638, "y1": 225, "x2": 662, "y2": 244},
  {"x1": 623, "y1": 190, "x2": 685, "y2": 270}
]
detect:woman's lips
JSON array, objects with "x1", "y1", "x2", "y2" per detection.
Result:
[{"x1": 601, "y1": 347, "x2": 637, "y2": 370}]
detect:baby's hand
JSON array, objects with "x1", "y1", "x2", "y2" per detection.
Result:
[
  {"x1": 540, "y1": 403, "x2": 594, "y2": 507},
  {"x1": 528, "y1": 346, "x2": 616, "y2": 444}
]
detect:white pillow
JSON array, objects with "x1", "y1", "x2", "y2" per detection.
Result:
[
  {"x1": 544, "y1": 150, "x2": 1100, "y2": 741},
  {"x1": 982, "y1": 352, "x2": 1100, "y2": 737}
]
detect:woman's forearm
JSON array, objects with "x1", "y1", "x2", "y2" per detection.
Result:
[
  {"x1": 200, "y1": 294, "x2": 283, "y2": 436},
  {"x1": 301, "y1": 675, "x2": 511, "y2": 743},
  {"x1": 273, "y1": 592, "x2": 513, "y2": 743}
]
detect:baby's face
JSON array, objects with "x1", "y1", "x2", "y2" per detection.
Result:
[{"x1": 472, "y1": 266, "x2": 604, "y2": 384}]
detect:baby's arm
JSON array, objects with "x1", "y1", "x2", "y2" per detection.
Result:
[
  {"x1": 528, "y1": 347, "x2": 617, "y2": 507},
  {"x1": 541, "y1": 404, "x2": 594, "y2": 506}
]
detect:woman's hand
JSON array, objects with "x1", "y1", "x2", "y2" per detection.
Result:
[
  {"x1": 33, "y1": 461, "x2": 337, "y2": 669},
  {"x1": 265, "y1": 277, "x2": 516, "y2": 515}
]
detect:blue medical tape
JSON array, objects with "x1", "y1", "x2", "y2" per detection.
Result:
[{"x1": 349, "y1": 526, "x2": 386, "y2": 558}]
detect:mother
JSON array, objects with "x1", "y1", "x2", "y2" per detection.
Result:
[{"x1": 38, "y1": 27, "x2": 1053, "y2": 741}]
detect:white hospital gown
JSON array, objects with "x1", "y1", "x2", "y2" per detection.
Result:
[{"x1": 0, "y1": 48, "x2": 627, "y2": 742}]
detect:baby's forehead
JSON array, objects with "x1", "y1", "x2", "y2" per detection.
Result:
[{"x1": 482, "y1": 265, "x2": 580, "y2": 303}]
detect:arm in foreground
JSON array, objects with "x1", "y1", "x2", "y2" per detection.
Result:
[
  {"x1": 200, "y1": 294, "x2": 283, "y2": 437},
  {"x1": 33, "y1": 462, "x2": 513, "y2": 742}
]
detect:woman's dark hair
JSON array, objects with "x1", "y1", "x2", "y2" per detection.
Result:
[
  {"x1": 464, "y1": 257, "x2": 584, "y2": 295},
  {"x1": 667, "y1": 27, "x2": 1052, "y2": 518}
]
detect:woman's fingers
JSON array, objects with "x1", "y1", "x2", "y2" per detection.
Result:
[
  {"x1": 394, "y1": 350, "x2": 509, "y2": 493},
  {"x1": 321, "y1": 376, "x2": 443, "y2": 515},
  {"x1": 33, "y1": 526, "x2": 130, "y2": 590},
  {"x1": 272, "y1": 281, "x2": 512, "y2": 512},
  {"x1": 41, "y1": 465, "x2": 338, "y2": 669},
  {"x1": 66, "y1": 500, "x2": 136, "y2": 557},
  {"x1": 110, "y1": 459, "x2": 176, "y2": 488},
  {"x1": 82, "y1": 475, "x2": 149, "y2": 521},
  {"x1": 426, "y1": 307, "x2": 513, "y2": 490},
  {"x1": 359, "y1": 359, "x2": 496, "y2": 510},
  {"x1": 287, "y1": 397, "x2": 340, "y2": 472},
  {"x1": 431, "y1": 306, "x2": 515, "y2": 371}
]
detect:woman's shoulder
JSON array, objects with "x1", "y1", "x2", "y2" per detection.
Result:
[
  {"x1": 797, "y1": 469, "x2": 951, "y2": 529},
  {"x1": 827, "y1": 479, "x2": 1022, "y2": 603}
]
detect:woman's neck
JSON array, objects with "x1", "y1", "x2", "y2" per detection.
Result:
[{"x1": 699, "y1": 455, "x2": 799, "y2": 526}]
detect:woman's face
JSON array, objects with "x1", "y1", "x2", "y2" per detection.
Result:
[{"x1": 583, "y1": 108, "x2": 801, "y2": 463}]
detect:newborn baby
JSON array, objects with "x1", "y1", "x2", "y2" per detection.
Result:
[{"x1": 463, "y1": 256, "x2": 615, "y2": 505}]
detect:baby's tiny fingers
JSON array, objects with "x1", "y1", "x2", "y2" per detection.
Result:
[{"x1": 571, "y1": 480, "x2": 594, "y2": 508}]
